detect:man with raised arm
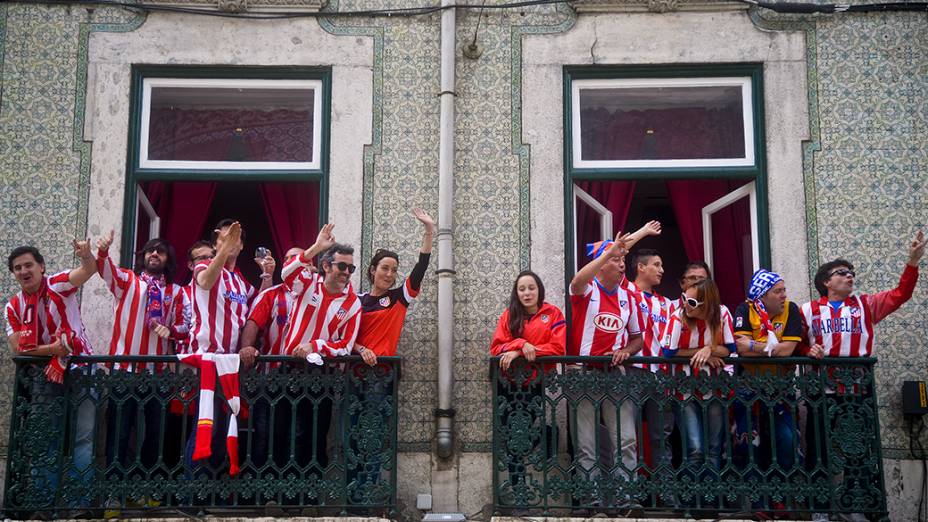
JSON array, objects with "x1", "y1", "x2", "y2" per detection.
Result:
[
  {"x1": 568, "y1": 230, "x2": 644, "y2": 510},
  {"x1": 281, "y1": 224, "x2": 362, "y2": 471},
  {"x1": 4, "y1": 239, "x2": 97, "y2": 506},
  {"x1": 801, "y1": 231, "x2": 925, "y2": 522},
  {"x1": 95, "y1": 231, "x2": 189, "y2": 492}
]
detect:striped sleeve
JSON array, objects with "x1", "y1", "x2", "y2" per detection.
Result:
[
  {"x1": 282, "y1": 255, "x2": 316, "y2": 295},
  {"x1": 47, "y1": 270, "x2": 77, "y2": 296},
  {"x1": 5, "y1": 299, "x2": 21, "y2": 337},
  {"x1": 96, "y1": 250, "x2": 132, "y2": 299}
]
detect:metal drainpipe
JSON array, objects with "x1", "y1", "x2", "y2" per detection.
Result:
[{"x1": 435, "y1": 0, "x2": 456, "y2": 460}]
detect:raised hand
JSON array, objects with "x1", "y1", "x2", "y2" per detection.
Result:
[
  {"x1": 97, "y1": 230, "x2": 115, "y2": 252},
  {"x1": 72, "y1": 238, "x2": 93, "y2": 260},
  {"x1": 315, "y1": 223, "x2": 336, "y2": 251},
  {"x1": 606, "y1": 230, "x2": 632, "y2": 258},
  {"x1": 908, "y1": 230, "x2": 926, "y2": 266},
  {"x1": 255, "y1": 250, "x2": 276, "y2": 276},
  {"x1": 642, "y1": 220, "x2": 662, "y2": 237},
  {"x1": 216, "y1": 222, "x2": 242, "y2": 254},
  {"x1": 413, "y1": 208, "x2": 437, "y2": 233}
]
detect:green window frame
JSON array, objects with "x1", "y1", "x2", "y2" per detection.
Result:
[
  {"x1": 562, "y1": 63, "x2": 771, "y2": 291},
  {"x1": 121, "y1": 65, "x2": 332, "y2": 265}
]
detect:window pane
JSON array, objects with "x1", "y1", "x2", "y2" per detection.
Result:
[
  {"x1": 579, "y1": 85, "x2": 745, "y2": 161},
  {"x1": 147, "y1": 87, "x2": 314, "y2": 162}
]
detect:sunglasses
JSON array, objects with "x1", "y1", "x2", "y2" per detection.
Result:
[
  {"x1": 192, "y1": 255, "x2": 213, "y2": 262},
  {"x1": 829, "y1": 268, "x2": 855, "y2": 278},
  {"x1": 331, "y1": 262, "x2": 356, "y2": 274},
  {"x1": 681, "y1": 294, "x2": 704, "y2": 308},
  {"x1": 146, "y1": 246, "x2": 168, "y2": 255}
]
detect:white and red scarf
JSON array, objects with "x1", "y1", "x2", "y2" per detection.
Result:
[
  {"x1": 177, "y1": 353, "x2": 241, "y2": 476},
  {"x1": 18, "y1": 281, "x2": 73, "y2": 384}
]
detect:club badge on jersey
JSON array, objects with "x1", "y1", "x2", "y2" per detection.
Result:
[
  {"x1": 379, "y1": 296, "x2": 390, "y2": 307},
  {"x1": 540, "y1": 314, "x2": 549, "y2": 323}
]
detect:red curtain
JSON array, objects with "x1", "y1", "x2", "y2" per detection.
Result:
[
  {"x1": 259, "y1": 182, "x2": 319, "y2": 259},
  {"x1": 144, "y1": 181, "x2": 218, "y2": 284},
  {"x1": 666, "y1": 179, "x2": 751, "y2": 310},
  {"x1": 574, "y1": 180, "x2": 635, "y2": 268}
]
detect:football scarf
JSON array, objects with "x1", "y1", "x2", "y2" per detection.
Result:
[{"x1": 177, "y1": 353, "x2": 241, "y2": 476}]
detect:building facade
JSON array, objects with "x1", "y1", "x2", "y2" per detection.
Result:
[{"x1": 0, "y1": 0, "x2": 925, "y2": 519}]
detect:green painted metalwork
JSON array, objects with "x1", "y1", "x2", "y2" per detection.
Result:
[
  {"x1": 491, "y1": 356, "x2": 887, "y2": 519},
  {"x1": 2, "y1": 355, "x2": 398, "y2": 518}
]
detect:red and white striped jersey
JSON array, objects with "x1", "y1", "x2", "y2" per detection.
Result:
[
  {"x1": 623, "y1": 280, "x2": 675, "y2": 372},
  {"x1": 190, "y1": 260, "x2": 254, "y2": 354},
  {"x1": 569, "y1": 279, "x2": 641, "y2": 357},
  {"x1": 4, "y1": 271, "x2": 93, "y2": 356},
  {"x1": 96, "y1": 252, "x2": 189, "y2": 371},
  {"x1": 246, "y1": 284, "x2": 293, "y2": 359},
  {"x1": 800, "y1": 265, "x2": 918, "y2": 358},
  {"x1": 663, "y1": 305, "x2": 735, "y2": 377},
  {"x1": 281, "y1": 254, "x2": 361, "y2": 357}
]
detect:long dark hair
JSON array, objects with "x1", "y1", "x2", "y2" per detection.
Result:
[
  {"x1": 507, "y1": 270, "x2": 545, "y2": 338},
  {"x1": 135, "y1": 238, "x2": 177, "y2": 284}
]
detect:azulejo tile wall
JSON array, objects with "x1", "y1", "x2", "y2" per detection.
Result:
[
  {"x1": 0, "y1": 3, "x2": 142, "y2": 449},
  {"x1": 0, "y1": 0, "x2": 925, "y2": 466}
]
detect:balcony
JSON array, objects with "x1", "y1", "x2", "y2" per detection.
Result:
[
  {"x1": 2, "y1": 355, "x2": 399, "y2": 519},
  {"x1": 490, "y1": 356, "x2": 887, "y2": 519}
]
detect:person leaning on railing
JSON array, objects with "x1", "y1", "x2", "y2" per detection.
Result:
[
  {"x1": 490, "y1": 270, "x2": 566, "y2": 491},
  {"x1": 800, "y1": 230, "x2": 925, "y2": 522},
  {"x1": 94, "y1": 231, "x2": 189, "y2": 514},
  {"x1": 4, "y1": 240, "x2": 97, "y2": 509},
  {"x1": 662, "y1": 278, "x2": 736, "y2": 473},
  {"x1": 284, "y1": 224, "x2": 361, "y2": 474},
  {"x1": 567, "y1": 231, "x2": 644, "y2": 508},
  {"x1": 731, "y1": 268, "x2": 802, "y2": 515}
]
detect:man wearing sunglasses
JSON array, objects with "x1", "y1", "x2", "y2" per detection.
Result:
[
  {"x1": 801, "y1": 230, "x2": 925, "y2": 359},
  {"x1": 801, "y1": 231, "x2": 925, "y2": 522},
  {"x1": 281, "y1": 224, "x2": 362, "y2": 473},
  {"x1": 94, "y1": 232, "x2": 189, "y2": 512}
]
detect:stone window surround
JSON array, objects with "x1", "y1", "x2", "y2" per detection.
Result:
[
  {"x1": 522, "y1": 11, "x2": 812, "y2": 309},
  {"x1": 79, "y1": 14, "x2": 374, "y2": 344}
]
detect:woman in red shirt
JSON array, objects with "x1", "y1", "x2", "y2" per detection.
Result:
[
  {"x1": 490, "y1": 271, "x2": 566, "y2": 369},
  {"x1": 490, "y1": 271, "x2": 565, "y2": 500}
]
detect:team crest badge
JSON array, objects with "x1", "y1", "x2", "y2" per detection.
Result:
[
  {"x1": 735, "y1": 316, "x2": 743, "y2": 328},
  {"x1": 849, "y1": 307, "x2": 861, "y2": 318},
  {"x1": 336, "y1": 309, "x2": 347, "y2": 318},
  {"x1": 540, "y1": 314, "x2": 549, "y2": 323},
  {"x1": 379, "y1": 296, "x2": 391, "y2": 307}
]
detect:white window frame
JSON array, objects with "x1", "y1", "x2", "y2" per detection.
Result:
[
  {"x1": 136, "y1": 184, "x2": 160, "y2": 243},
  {"x1": 701, "y1": 181, "x2": 759, "y2": 274},
  {"x1": 571, "y1": 77, "x2": 755, "y2": 170},
  {"x1": 139, "y1": 77, "x2": 323, "y2": 170},
  {"x1": 572, "y1": 184, "x2": 614, "y2": 269}
]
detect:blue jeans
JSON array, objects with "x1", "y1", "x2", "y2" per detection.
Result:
[
  {"x1": 733, "y1": 390, "x2": 797, "y2": 473},
  {"x1": 675, "y1": 399, "x2": 725, "y2": 471}
]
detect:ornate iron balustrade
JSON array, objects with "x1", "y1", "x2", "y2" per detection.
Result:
[
  {"x1": 491, "y1": 356, "x2": 887, "y2": 519},
  {"x1": 3, "y1": 355, "x2": 399, "y2": 519}
]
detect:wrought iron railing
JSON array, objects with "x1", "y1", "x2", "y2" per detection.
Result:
[
  {"x1": 3, "y1": 355, "x2": 399, "y2": 519},
  {"x1": 491, "y1": 356, "x2": 887, "y2": 519}
]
